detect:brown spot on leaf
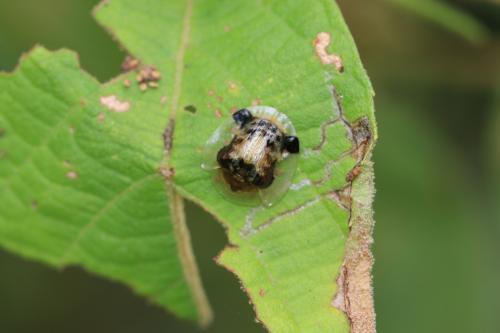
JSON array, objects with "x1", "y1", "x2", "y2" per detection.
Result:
[
  {"x1": 66, "y1": 171, "x2": 79, "y2": 180},
  {"x1": 224, "y1": 25, "x2": 231, "y2": 33},
  {"x1": 352, "y1": 118, "x2": 372, "y2": 161},
  {"x1": 352, "y1": 118, "x2": 371, "y2": 146},
  {"x1": 160, "y1": 95, "x2": 168, "y2": 105},
  {"x1": 123, "y1": 79, "x2": 131, "y2": 88},
  {"x1": 314, "y1": 32, "x2": 344, "y2": 72},
  {"x1": 97, "y1": 112, "x2": 106, "y2": 122},
  {"x1": 347, "y1": 166, "x2": 363, "y2": 182},
  {"x1": 31, "y1": 200, "x2": 38, "y2": 210},
  {"x1": 121, "y1": 56, "x2": 140, "y2": 71},
  {"x1": 328, "y1": 187, "x2": 352, "y2": 211},
  {"x1": 163, "y1": 119, "x2": 175, "y2": 154},
  {"x1": 251, "y1": 99, "x2": 262, "y2": 106},
  {"x1": 160, "y1": 166, "x2": 175, "y2": 179},
  {"x1": 215, "y1": 109, "x2": 222, "y2": 118},
  {"x1": 259, "y1": 289, "x2": 266, "y2": 297},
  {"x1": 100, "y1": 95, "x2": 130, "y2": 113},
  {"x1": 136, "y1": 65, "x2": 161, "y2": 91}
]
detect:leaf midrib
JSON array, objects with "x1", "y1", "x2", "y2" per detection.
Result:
[{"x1": 164, "y1": 0, "x2": 193, "y2": 161}]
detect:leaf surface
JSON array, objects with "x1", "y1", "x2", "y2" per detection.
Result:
[
  {"x1": 0, "y1": 46, "x2": 199, "y2": 320},
  {"x1": 0, "y1": 0, "x2": 376, "y2": 331}
]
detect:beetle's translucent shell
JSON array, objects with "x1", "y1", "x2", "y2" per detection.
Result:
[{"x1": 202, "y1": 106, "x2": 299, "y2": 207}]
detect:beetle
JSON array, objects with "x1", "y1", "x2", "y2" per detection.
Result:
[{"x1": 216, "y1": 108, "x2": 299, "y2": 192}]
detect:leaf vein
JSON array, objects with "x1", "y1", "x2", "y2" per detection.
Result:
[{"x1": 58, "y1": 174, "x2": 159, "y2": 265}]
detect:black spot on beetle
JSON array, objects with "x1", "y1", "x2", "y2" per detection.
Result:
[
  {"x1": 233, "y1": 109, "x2": 253, "y2": 127},
  {"x1": 283, "y1": 136, "x2": 300, "y2": 153}
]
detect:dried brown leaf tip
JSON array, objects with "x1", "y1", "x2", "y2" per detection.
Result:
[
  {"x1": 314, "y1": 32, "x2": 344, "y2": 72},
  {"x1": 136, "y1": 65, "x2": 161, "y2": 91}
]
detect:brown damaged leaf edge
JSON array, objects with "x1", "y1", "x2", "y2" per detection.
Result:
[
  {"x1": 332, "y1": 155, "x2": 376, "y2": 333},
  {"x1": 330, "y1": 97, "x2": 376, "y2": 333},
  {"x1": 196, "y1": 25, "x2": 375, "y2": 331},
  {"x1": 214, "y1": 103, "x2": 376, "y2": 333}
]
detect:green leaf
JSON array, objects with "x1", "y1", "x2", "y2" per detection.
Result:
[
  {"x1": 0, "y1": 0, "x2": 376, "y2": 331},
  {"x1": 0, "y1": 46, "x2": 207, "y2": 321},
  {"x1": 386, "y1": 0, "x2": 488, "y2": 43}
]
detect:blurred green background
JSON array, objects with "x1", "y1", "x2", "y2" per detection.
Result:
[{"x1": 0, "y1": 0, "x2": 499, "y2": 332}]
